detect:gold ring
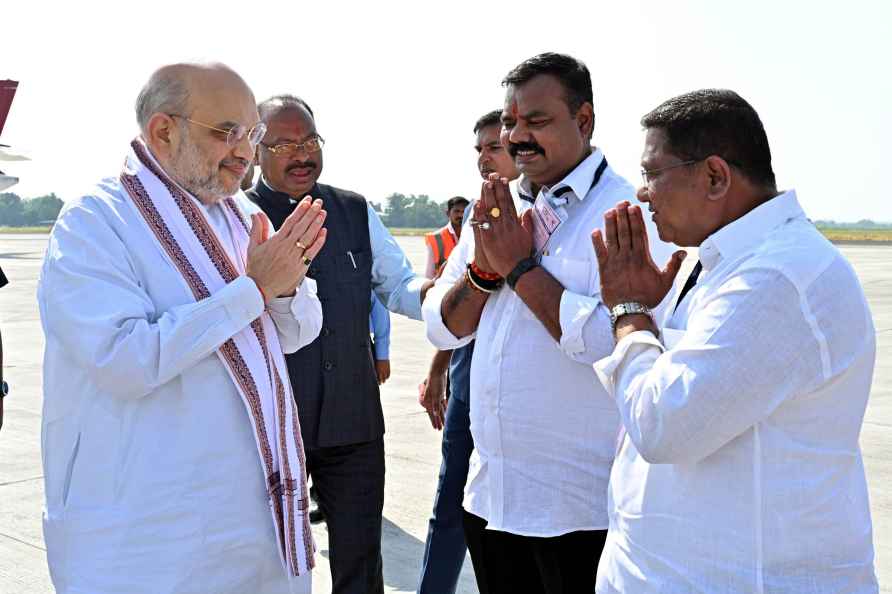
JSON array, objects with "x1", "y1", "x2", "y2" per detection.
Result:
[
  {"x1": 295, "y1": 241, "x2": 307, "y2": 251},
  {"x1": 490, "y1": 207, "x2": 501, "y2": 219},
  {"x1": 302, "y1": 256, "x2": 312, "y2": 266}
]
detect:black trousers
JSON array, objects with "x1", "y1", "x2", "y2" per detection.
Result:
[
  {"x1": 463, "y1": 510, "x2": 606, "y2": 594},
  {"x1": 307, "y1": 438, "x2": 385, "y2": 594}
]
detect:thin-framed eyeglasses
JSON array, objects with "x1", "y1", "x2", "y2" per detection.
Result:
[
  {"x1": 168, "y1": 114, "x2": 267, "y2": 147},
  {"x1": 259, "y1": 135, "x2": 325, "y2": 158},
  {"x1": 640, "y1": 159, "x2": 702, "y2": 186}
]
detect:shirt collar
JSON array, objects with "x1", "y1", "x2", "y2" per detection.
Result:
[
  {"x1": 256, "y1": 176, "x2": 315, "y2": 205},
  {"x1": 518, "y1": 148, "x2": 605, "y2": 205},
  {"x1": 699, "y1": 190, "x2": 805, "y2": 270},
  {"x1": 509, "y1": 179, "x2": 530, "y2": 211}
]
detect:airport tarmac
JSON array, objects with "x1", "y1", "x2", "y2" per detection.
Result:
[{"x1": 1, "y1": 234, "x2": 890, "y2": 593}]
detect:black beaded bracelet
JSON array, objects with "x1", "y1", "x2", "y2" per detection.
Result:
[{"x1": 506, "y1": 257, "x2": 539, "y2": 290}]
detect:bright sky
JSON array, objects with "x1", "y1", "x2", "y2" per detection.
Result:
[{"x1": 3, "y1": 0, "x2": 891, "y2": 222}]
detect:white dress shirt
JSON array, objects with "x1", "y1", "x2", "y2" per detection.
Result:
[
  {"x1": 594, "y1": 191, "x2": 878, "y2": 593},
  {"x1": 38, "y1": 180, "x2": 320, "y2": 594},
  {"x1": 423, "y1": 150, "x2": 677, "y2": 536}
]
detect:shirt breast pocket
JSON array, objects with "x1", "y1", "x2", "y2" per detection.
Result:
[{"x1": 539, "y1": 255, "x2": 592, "y2": 295}]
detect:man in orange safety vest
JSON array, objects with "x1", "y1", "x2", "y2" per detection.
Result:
[{"x1": 424, "y1": 196, "x2": 469, "y2": 279}]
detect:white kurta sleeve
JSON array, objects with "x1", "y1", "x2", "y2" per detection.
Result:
[
  {"x1": 422, "y1": 219, "x2": 476, "y2": 350},
  {"x1": 266, "y1": 277, "x2": 322, "y2": 353},
  {"x1": 556, "y1": 291, "x2": 615, "y2": 364},
  {"x1": 557, "y1": 218, "x2": 678, "y2": 366},
  {"x1": 594, "y1": 268, "x2": 827, "y2": 465},
  {"x1": 39, "y1": 199, "x2": 266, "y2": 400}
]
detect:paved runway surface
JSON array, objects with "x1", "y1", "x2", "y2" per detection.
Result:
[{"x1": 1, "y1": 234, "x2": 890, "y2": 593}]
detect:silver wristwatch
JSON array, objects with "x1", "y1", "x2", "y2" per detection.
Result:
[{"x1": 609, "y1": 302, "x2": 652, "y2": 329}]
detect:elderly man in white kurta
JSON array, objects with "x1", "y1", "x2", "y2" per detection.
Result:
[{"x1": 38, "y1": 63, "x2": 325, "y2": 594}]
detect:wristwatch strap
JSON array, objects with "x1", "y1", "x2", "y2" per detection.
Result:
[{"x1": 506, "y1": 257, "x2": 539, "y2": 290}]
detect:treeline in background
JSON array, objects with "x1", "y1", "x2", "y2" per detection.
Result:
[
  {"x1": 0, "y1": 193, "x2": 63, "y2": 227},
  {"x1": 5, "y1": 190, "x2": 887, "y2": 234},
  {"x1": 0, "y1": 191, "x2": 454, "y2": 229}
]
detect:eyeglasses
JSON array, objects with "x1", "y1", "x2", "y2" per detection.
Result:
[
  {"x1": 640, "y1": 159, "x2": 702, "y2": 186},
  {"x1": 641, "y1": 156, "x2": 742, "y2": 186},
  {"x1": 260, "y1": 135, "x2": 325, "y2": 158},
  {"x1": 169, "y1": 114, "x2": 267, "y2": 147}
]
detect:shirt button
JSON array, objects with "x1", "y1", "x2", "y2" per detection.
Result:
[{"x1": 323, "y1": 361, "x2": 334, "y2": 371}]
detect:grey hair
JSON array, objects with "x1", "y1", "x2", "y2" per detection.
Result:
[{"x1": 135, "y1": 68, "x2": 191, "y2": 134}]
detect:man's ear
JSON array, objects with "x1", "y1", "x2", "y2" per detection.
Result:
[
  {"x1": 704, "y1": 155, "x2": 732, "y2": 202},
  {"x1": 145, "y1": 113, "x2": 177, "y2": 156},
  {"x1": 576, "y1": 102, "x2": 595, "y2": 141}
]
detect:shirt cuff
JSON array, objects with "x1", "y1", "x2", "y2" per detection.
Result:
[
  {"x1": 558, "y1": 290, "x2": 601, "y2": 355},
  {"x1": 422, "y1": 282, "x2": 475, "y2": 350},
  {"x1": 593, "y1": 330, "x2": 664, "y2": 397},
  {"x1": 223, "y1": 276, "x2": 265, "y2": 325},
  {"x1": 265, "y1": 277, "x2": 318, "y2": 318}
]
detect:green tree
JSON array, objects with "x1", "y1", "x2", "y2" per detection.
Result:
[
  {"x1": 381, "y1": 193, "x2": 448, "y2": 228},
  {"x1": 382, "y1": 193, "x2": 411, "y2": 227},
  {"x1": 0, "y1": 193, "x2": 25, "y2": 226},
  {"x1": 23, "y1": 194, "x2": 64, "y2": 225}
]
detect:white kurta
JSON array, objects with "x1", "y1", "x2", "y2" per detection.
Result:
[
  {"x1": 423, "y1": 151, "x2": 677, "y2": 536},
  {"x1": 594, "y1": 191, "x2": 878, "y2": 593},
  {"x1": 38, "y1": 177, "x2": 321, "y2": 594}
]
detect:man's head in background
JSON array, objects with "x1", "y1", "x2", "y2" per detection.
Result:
[
  {"x1": 474, "y1": 109, "x2": 518, "y2": 182},
  {"x1": 256, "y1": 95, "x2": 323, "y2": 199},
  {"x1": 446, "y1": 196, "x2": 470, "y2": 229}
]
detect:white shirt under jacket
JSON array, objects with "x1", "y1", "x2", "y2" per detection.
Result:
[
  {"x1": 423, "y1": 149, "x2": 677, "y2": 536},
  {"x1": 594, "y1": 191, "x2": 878, "y2": 593},
  {"x1": 38, "y1": 178, "x2": 321, "y2": 594}
]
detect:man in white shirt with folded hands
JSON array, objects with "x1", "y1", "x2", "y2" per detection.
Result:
[
  {"x1": 38, "y1": 62, "x2": 323, "y2": 594},
  {"x1": 592, "y1": 88, "x2": 878, "y2": 593},
  {"x1": 422, "y1": 52, "x2": 676, "y2": 594}
]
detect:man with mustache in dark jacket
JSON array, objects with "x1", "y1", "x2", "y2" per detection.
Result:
[{"x1": 246, "y1": 94, "x2": 429, "y2": 594}]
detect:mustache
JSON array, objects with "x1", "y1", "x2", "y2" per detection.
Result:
[
  {"x1": 287, "y1": 161, "x2": 317, "y2": 173},
  {"x1": 220, "y1": 157, "x2": 250, "y2": 169},
  {"x1": 508, "y1": 141, "x2": 544, "y2": 158}
]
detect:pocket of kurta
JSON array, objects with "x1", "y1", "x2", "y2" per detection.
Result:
[{"x1": 539, "y1": 255, "x2": 592, "y2": 295}]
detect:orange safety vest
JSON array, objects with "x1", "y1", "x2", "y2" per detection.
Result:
[{"x1": 425, "y1": 226, "x2": 458, "y2": 276}]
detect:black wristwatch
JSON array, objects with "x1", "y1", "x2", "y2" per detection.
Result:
[
  {"x1": 0, "y1": 381, "x2": 8, "y2": 399},
  {"x1": 506, "y1": 257, "x2": 539, "y2": 290}
]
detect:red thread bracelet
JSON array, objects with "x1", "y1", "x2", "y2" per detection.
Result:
[{"x1": 470, "y1": 262, "x2": 502, "y2": 281}]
